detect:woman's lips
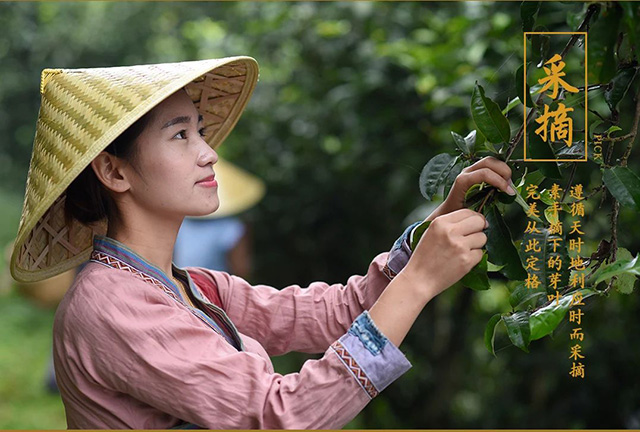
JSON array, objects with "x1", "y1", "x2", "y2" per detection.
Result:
[{"x1": 196, "y1": 175, "x2": 217, "y2": 188}]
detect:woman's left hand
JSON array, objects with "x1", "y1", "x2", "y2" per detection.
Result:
[{"x1": 426, "y1": 156, "x2": 516, "y2": 221}]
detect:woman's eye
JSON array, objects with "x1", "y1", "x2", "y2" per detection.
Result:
[
  {"x1": 173, "y1": 130, "x2": 187, "y2": 139},
  {"x1": 199, "y1": 127, "x2": 207, "y2": 137}
]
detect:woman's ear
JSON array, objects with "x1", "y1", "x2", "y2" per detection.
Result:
[{"x1": 90, "y1": 152, "x2": 131, "y2": 193}]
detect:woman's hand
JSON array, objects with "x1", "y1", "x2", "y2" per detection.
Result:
[
  {"x1": 426, "y1": 156, "x2": 516, "y2": 221},
  {"x1": 369, "y1": 208, "x2": 488, "y2": 346},
  {"x1": 401, "y1": 208, "x2": 488, "y2": 301}
]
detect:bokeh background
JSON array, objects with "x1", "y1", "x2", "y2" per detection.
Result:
[{"x1": 1, "y1": 1, "x2": 639, "y2": 429}]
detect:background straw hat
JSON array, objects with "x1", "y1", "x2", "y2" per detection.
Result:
[
  {"x1": 10, "y1": 56, "x2": 259, "y2": 283},
  {"x1": 194, "y1": 157, "x2": 266, "y2": 220}
]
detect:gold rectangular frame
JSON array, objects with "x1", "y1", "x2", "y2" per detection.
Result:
[{"x1": 523, "y1": 31, "x2": 588, "y2": 162}]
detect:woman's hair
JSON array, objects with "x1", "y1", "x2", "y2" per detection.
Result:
[{"x1": 64, "y1": 112, "x2": 153, "y2": 225}]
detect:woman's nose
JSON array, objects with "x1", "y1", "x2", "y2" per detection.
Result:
[{"x1": 198, "y1": 142, "x2": 218, "y2": 167}]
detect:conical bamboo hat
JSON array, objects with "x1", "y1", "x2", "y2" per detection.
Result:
[{"x1": 10, "y1": 56, "x2": 259, "y2": 282}]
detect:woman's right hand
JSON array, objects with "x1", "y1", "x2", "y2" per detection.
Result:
[{"x1": 401, "y1": 208, "x2": 488, "y2": 301}]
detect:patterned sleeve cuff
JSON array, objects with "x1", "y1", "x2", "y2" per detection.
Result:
[
  {"x1": 383, "y1": 221, "x2": 421, "y2": 280},
  {"x1": 330, "y1": 311, "x2": 412, "y2": 399}
]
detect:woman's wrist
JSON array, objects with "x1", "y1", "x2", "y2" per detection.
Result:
[{"x1": 395, "y1": 265, "x2": 438, "y2": 306}]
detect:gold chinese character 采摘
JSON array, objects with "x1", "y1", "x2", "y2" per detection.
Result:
[
  {"x1": 537, "y1": 53, "x2": 579, "y2": 99},
  {"x1": 534, "y1": 103, "x2": 574, "y2": 146}
]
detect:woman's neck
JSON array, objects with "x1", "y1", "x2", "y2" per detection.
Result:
[{"x1": 106, "y1": 212, "x2": 183, "y2": 277}]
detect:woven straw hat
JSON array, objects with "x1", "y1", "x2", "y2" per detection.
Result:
[
  {"x1": 10, "y1": 56, "x2": 259, "y2": 283},
  {"x1": 194, "y1": 157, "x2": 266, "y2": 220}
]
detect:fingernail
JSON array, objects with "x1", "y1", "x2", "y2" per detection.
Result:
[
  {"x1": 507, "y1": 179, "x2": 516, "y2": 196},
  {"x1": 484, "y1": 219, "x2": 489, "y2": 229}
]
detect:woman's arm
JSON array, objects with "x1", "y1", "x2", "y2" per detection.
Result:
[
  {"x1": 56, "y1": 270, "x2": 411, "y2": 429},
  {"x1": 198, "y1": 223, "x2": 419, "y2": 357}
]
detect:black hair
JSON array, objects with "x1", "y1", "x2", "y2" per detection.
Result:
[{"x1": 64, "y1": 111, "x2": 153, "y2": 226}]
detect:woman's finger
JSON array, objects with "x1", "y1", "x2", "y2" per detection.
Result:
[
  {"x1": 438, "y1": 208, "x2": 482, "y2": 224},
  {"x1": 453, "y1": 213, "x2": 487, "y2": 236},
  {"x1": 463, "y1": 156, "x2": 512, "y2": 181},
  {"x1": 460, "y1": 168, "x2": 515, "y2": 195},
  {"x1": 464, "y1": 231, "x2": 489, "y2": 250}
]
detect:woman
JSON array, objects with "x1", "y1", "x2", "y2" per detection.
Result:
[{"x1": 10, "y1": 57, "x2": 516, "y2": 429}]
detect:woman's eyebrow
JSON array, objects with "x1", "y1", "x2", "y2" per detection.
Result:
[{"x1": 161, "y1": 114, "x2": 204, "y2": 129}]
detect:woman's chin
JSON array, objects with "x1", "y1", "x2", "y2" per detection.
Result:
[{"x1": 190, "y1": 202, "x2": 220, "y2": 217}]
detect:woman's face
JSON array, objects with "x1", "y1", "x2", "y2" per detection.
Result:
[{"x1": 121, "y1": 89, "x2": 220, "y2": 219}]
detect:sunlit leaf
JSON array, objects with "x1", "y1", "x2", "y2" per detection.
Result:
[
  {"x1": 529, "y1": 288, "x2": 599, "y2": 341},
  {"x1": 588, "y1": 251, "x2": 640, "y2": 286},
  {"x1": 451, "y1": 131, "x2": 471, "y2": 155}
]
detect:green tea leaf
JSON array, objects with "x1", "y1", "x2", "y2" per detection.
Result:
[
  {"x1": 496, "y1": 189, "x2": 517, "y2": 204},
  {"x1": 409, "y1": 220, "x2": 432, "y2": 251},
  {"x1": 605, "y1": 125, "x2": 623, "y2": 137},
  {"x1": 463, "y1": 182, "x2": 492, "y2": 211},
  {"x1": 605, "y1": 66, "x2": 638, "y2": 113},
  {"x1": 464, "y1": 130, "x2": 480, "y2": 155},
  {"x1": 602, "y1": 166, "x2": 640, "y2": 210},
  {"x1": 487, "y1": 260, "x2": 506, "y2": 272},
  {"x1": 451, "y1": 131, "x2": 471, "y2": 155},
  {"x1": 587, "y1": 4, "x2": 621, "y2": 83},
  {"x1": 503, "y1": 311, "x2": 531, "y2": 352},
  {"x1": 556, "y1": 141, "x2": 586, "y2": 160},
  {"x1": 419, "y1": 153, "x2": 457, "y2": 200},
  {"x1": 526, "y1": 131, "x2": 562, "y2": 179},
  {"x1": 610, "y1": 248, "x2": 639, "y2": 294},
  {"x1": 444, "y1": 159, "x2": 468, "y2": 198},
  {"x1": 531, "y1": 26, "x2": 550, "y2": 67},
  {"x1": 513, "y1": 190, "x2": 545, "y2": 224},
  {"x1": 485, "y1": 205, "x2": 527, "y2": 280},
  {"x1": 589, "y1": 119, "x2": 603, "y2": 139},
  {"x1": 589, "y1": 251, "x2": 640, "y2": 286},
  {"x1": 471, "y1": 83, "x2": 511, "y2": 144},
  {"x1": 461, "y1": 252, "x2": 490, "y2": 291},
  {"x1": 529, "y1": 288, "x2": 598, "y2": 341},
  {"x1": 521, "y1": 1, "x2": 541, "y2": 33},
  {"x1": 509, "y1": 282, "x2": 545, "y2": 309},
  {"x1": 484, "y1": 314, "x2": 503, "y2": 356},
  {"x1": 516, "y1": 63, "x2": 535, "y2": 108}
]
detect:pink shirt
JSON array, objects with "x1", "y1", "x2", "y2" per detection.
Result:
[{"x1": 53, "y1": 233, "x2": 416, "y2": 429}]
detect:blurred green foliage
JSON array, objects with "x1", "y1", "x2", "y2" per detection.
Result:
[{"x1": 1, "y1": 1, "x2": 639, "y2": 429}]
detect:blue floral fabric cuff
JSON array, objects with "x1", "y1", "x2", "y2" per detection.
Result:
[
  {"x1": 330, "y1": 311, "x2": 412, "y2": 399},
  {"x1": 383, "y1": 221, "x2": 421, "y2": 280}
]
